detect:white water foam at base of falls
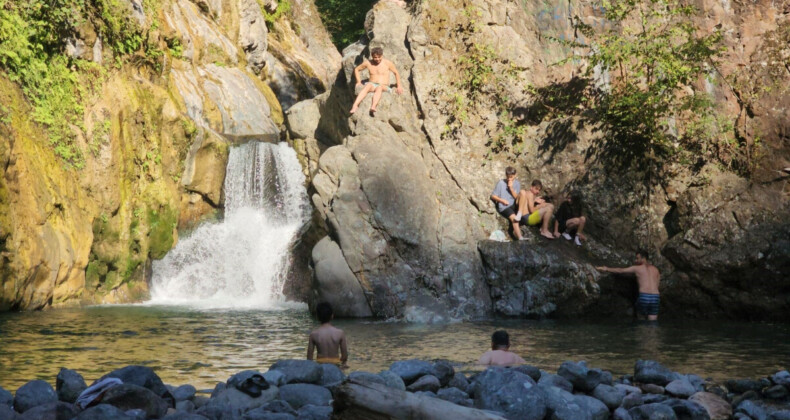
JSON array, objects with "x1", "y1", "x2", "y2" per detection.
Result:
[{"x1": 148, "y1": 142, "x2": 310, "y2": 309}]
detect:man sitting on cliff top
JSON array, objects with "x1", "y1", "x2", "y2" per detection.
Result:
[
  {"x1": 491, "y1": 166, "x2": 530, "y2": 240},
  {"x1": 596, "y1": 249, "x2": 661, "y2": 321},
  {"x1": 349, "y1": 47, "x2": 403, "y2": 116}
]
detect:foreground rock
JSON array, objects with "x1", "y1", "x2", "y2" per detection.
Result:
[{"x1": 3, "y1": 358, "x2": 789, "y2": 420}]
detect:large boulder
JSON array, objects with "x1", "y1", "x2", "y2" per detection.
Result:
[
  {"x1": 629, "y1": 403, "x2": 678, "y2": 420},
  {"x1": 666, "y1": 378, "x2": 697, "y2": 398},
  {"x1": 472, "y1": 367, "x2": 545, "y2": 420},
  {"x1": 634, "y1": 360, "x2": 680, "y2": 386},
  {"x1": 0, "y1": 386, "x2": 13, "y2": 407},
  {"x1": 269, "y1": 360, "x2": 322, "y2": 384},
  {"x1": 210, "y1": 386, "x2": 278, "y2": 412},
  {"x1": 664, "y1": 399, "x2": 711, "y2": 420},
  {"x1": 593, "y1": 383, "x2": 627, "y2": 410},
  {"x1": 535, "y1": 383, "x2": 606, "y2": 420},
  {"x1": 389, "y1": 360, "x2": 435, "y2": 384},
  {"x1": 56, "y1": 368, "x2": 87, "y2": 404},
  {"x1": 310, "y1": 236, "x2": 373, "y2": 317},
  {"x1": 72, "y1": 404, "x2": 136, "y2": 420},
  {"x1": 99, "y1": 384, "x2": 169, "y2": 419},
  {"x1": 558, "y1": 361, "x2": 602, "y2": 392},
  {"x1": 101, "y1": 366, "x2": 174, "y2": 406},
  {"x1": 13, "y1": 380, "x2": 57, "y2": 413},
  {"x1": 278, "y1": 384, "x2": 332, "y2": 410},
  {"x1": 16, "y1": 401, "x2": 78, "y2": 420}
]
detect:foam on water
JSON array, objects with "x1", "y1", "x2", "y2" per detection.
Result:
[{"x1": 149, "y1": 142, "x2": 309, "y2": 309}]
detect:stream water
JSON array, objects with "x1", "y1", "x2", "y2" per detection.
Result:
[{"x1": 1, "y1": 306, "x2": 788, "y2": 391}]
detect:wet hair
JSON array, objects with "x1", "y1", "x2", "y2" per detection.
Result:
[
  {"x1": 531, "y1": 179, "x2": 543, "y2": 188},
  {"x1": 505, "y1": 166, "x2": 517, "y2": 176},
  {"x1": 316, "y1": 302, "x2": 334, "y2": 323},
  {"x1": 371, "y1": 47, "x2": 384, "y2": 56},
  {"x1": 491, "y1": 330, "x2": 510, "y2": 348},
  {"x1": 636, "y1": 249, "x2": 649, "y2": 260}
]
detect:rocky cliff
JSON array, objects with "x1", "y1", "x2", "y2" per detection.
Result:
[
  {"x1": 292, "y1": 0, "x2": 789, "y2": 321},
  {"x1": 0, "y1": 0, "x2": 339, "y2": 309}
]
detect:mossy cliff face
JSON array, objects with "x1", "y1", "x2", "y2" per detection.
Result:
[
  {"x1": 291, "y1": 0, "x2": 789, "y2": 321},
  {"x1": 0, "y1": 0, "x2": 339, "y2": 309}
]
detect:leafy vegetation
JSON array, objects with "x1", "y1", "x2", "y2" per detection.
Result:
[
  {"x1": 313, "y1": 0, "x2": 376, "y2": 48},
  {"x1": 0, "y1": 0, "x2": 167, "y2": 167},
  {"x1": 558, "y1": 0, "x2": 741, "y2": 174}
]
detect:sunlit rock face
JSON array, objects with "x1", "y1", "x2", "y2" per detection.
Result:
[
  {"x1": 0, "y1": 0, "x2": 340, "y2": 310},
  {"x1": 293, "y1": 0, "x2": 789, "y2": 320}
]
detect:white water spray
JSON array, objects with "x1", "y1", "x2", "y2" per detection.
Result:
[{"x1": 149, "y1": 142, "x2": 310, "y2": 309}]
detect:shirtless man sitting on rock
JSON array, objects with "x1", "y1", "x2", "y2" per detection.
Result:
[
  {"x1": 350, "y1": 47, "x2": 403, "y2": 116},
  {"x1": 597, "y1": 249, "x2": 661, "y2": 321}
]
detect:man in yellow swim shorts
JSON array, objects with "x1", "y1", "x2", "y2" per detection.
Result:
[{"x1": 523, "y1": 179, "x2": 555, "y2": 240}]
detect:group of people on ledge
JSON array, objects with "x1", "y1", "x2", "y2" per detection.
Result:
[
  {"x1": 491, "y1": 166, "x2": 662, "y2": 321},
  {"x1": 491, "y1": 166, "x2": 587, "y2": 245}
]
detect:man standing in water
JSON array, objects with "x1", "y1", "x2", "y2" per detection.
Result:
[
  {"x1": 597, "y1": 249, "x2": 661, "y2": 320},
  {"x1": 349, "y1": 47, "x2": 403, "y2": 116},
  {"x1": 307, "y1": 302, "x2": 349, "y2": 367}
]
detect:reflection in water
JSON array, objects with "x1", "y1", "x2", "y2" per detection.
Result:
[{"x1": 0, "y1": 307, "x2": 788, "y2": 390}]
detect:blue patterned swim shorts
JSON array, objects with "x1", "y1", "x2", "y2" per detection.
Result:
[{"x1": 636, "y1": 293, "x2": 660, "y2": 316}]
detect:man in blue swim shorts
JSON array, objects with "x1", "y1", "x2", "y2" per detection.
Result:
[{"x1": 596, "y1": 249, "x2": 661, "y2": 321}]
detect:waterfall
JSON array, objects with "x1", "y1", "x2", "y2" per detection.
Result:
[{"x1": 149, "y1": 142, "x2": 310, "y2": 309}]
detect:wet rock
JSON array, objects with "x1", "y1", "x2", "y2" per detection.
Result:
[
  {"x1": 727, "y1": 378, "x2": 768, "y2": 394},
  {"x1": 666, "y1": 378, "x2": 697, "y2": 398},
  {"x1": 0, "y1": 404, "x2": 18, "y2": 420},
  {"x1": 448, "y1": 372, "x2": 470, "y2": 393},
  {"x1": 242, "y1": 409, "x2": 294, "y2": 420},
  {"x1": 100, "y1": 383, "x2": 169, "y2": 419},
  {"x1": 56, "y1": 368, "x2": 87, "y2": 404},
  {"x1": 768, "y1": 411, "x2": 790, "y2": 420},
  {"x1": 195, "y1": 402, "x2": 239, "y2": 420},
  {"x1": 616, "y1": 384, "x2": 643, "y2": 394},
  {"x1": 622, "y1": 392, "x2": 644, "y2": 409},
  {"x1": 263, "y1": 371, "x2": 285, "y2": 387},
  {"x1": 536, "y1": 383, "x2": 604, "y2": 420},
  {"x1": 269, "y1": 360, "x2": 322, "y2": 384},
  {"x1": 406, "y1": 375, "x2": 440, "y2": 393},
  {"x1": 296, "y1": 404, "x2": 332, "y2": 420},
  {"x1": 0, "y1": 386, "x2": 13, "y2": 407},
  {"x1": 558, "y1": 360, "x2": 602, "y2": 392},
  {"x1": 162, "y1": 412, "x2": 210, "y2": 420},
  {"x1": 176, "y1": 400, "x2": 195, "y2": 412},
  {"x1": 664, "y1": 398, "x2": 711, "y2": 420},
  {"x1": 597, "y1": 369, "x2": 615, "y2": 386},
  {"x1": 472, "y1": 368, "x2": 544, "y2": 419},
  {"x1": 765, "y1": 384, "x2": 790, "y2": 400},
  {"x1": 592, "y1": 383, "x2": 626, "y2": 410},
  {"x1": 173, "y1": 385, "x2": 197, "y2": 402},
  {"x1": 629, "y1": 403, "x2": 678, "y2": 420},
  {"x1": 14, "y1": 380, "x2": 57, "y2": 413},
  {"x1": 278, "y1": 384, "x2": 332, "y2": 409},
  {"x1": 512, "y1": 365, "x2": 542, "y2": 382},
  {"x1": 317, "y1": 364, "x2": 344, "y2": 388},
  {"x1": 686, "y1": 374, "x2": 705, "y2": 392},
  {"x1": 689, "y1": 392, "x2": 732, "y2": 420},
  {"x1": 635, "y1": 360, "x2": 680, "y2": 386},
  {"x1": 436, "y1": 387, "x2": 473, "y2": 407},
  {"x1": 259, "y1": 400, "x2": 297, "y2": 415},
  {"x1": 772, "y1": 371, "x2": 790, "y2": 387},
  {"x1": 378, "y1": 370, "x2": 406, "y2": 391},
  {"x1": 348, "y1": 371, "x2": 386, "y2": 386},
  {"x1": 641, "y1": 384, "x2": 666, "y2": 395},
  {"x1": 643, "y1": 394, "x2": 670, "y2": 404},
  {"x1": 101, "y1": 366, "x2": 174, "y2": 406},
  {"x1": 735, "y1": 399, "x2": 768, "y2": 420},
  {"x1": 538, "y1": 372, "x2": 573, "y2": 393},
  {"x1": 193, "y1": 396, "x2": 209, "y2": 409},
  {"x1": 389, "y1": 360, "x2": 435, "y2": 384},
  {"x1": 210, "y1": 382, "x2": 226, "y2": 398},
  {"x1": 211, "y1": 386, "x2": 278, "y2": 412},
  {"x1": 732, "y1": 390, "x2": 760, "y2": 407},
  {"x1": 614, "y1": 407, "x2": 633, "y2": 420},
  {"x1": 16, "y1": 401, "x2": 77, "y2": 420},
  {"x1": 432, "y1": 360, "x2": 455, "y2": 387}
]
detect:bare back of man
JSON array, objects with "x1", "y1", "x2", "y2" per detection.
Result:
[
  {"x1": 597, "y1": 251, "x2": 661, "y2": 320},
  {"x1": 478, "y1": 349, "x2": 526, "y2": 367},
  {"x1": 308, "y1": 324, "x2": 348, "y2": 365},
  {"x1": 633, "y1": 264, "x2": 660, "y2": 294}
]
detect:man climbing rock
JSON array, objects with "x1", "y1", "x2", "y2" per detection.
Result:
[
  {"x1": 597, "y1": 249, "x2": 661, "y2": 321},
  {"x1": 349, "y1": 47, "x2": 403, "y2": 116}
]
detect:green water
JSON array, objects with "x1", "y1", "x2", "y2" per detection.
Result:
[{"x1": 0, "y1": 306, "x2": 788, "y2": 391}]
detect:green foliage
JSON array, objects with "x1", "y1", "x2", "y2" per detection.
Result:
[
  {"x1": 258, "y1": 0, "x2": 292, "y2": 28},
  {"x1": 313, "y1": 0, "x2": 376, "y2": 48},
  {"x1": 565, "y1": 0, "x2": 734, "y2": 174}
]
